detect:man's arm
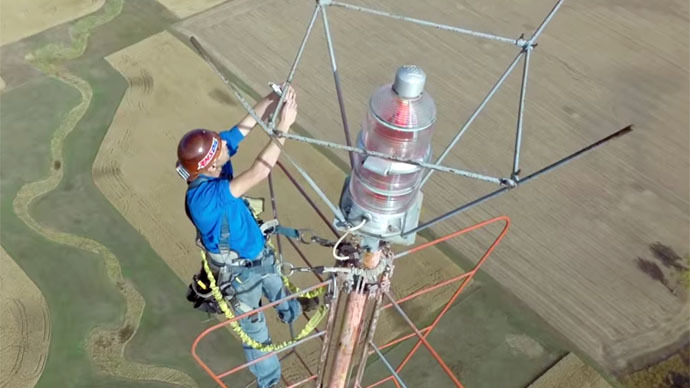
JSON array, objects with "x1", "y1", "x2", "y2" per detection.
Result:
[
  {"x1": 230, "y1": 87, "x2": 297, "y2": 198},
  {"x1": 236, "y1": 91, "x2": 281, "y2": 137}
]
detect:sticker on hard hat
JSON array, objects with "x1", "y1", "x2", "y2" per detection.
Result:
[{"x1": 197, "y1": 137, "x2": 219, "y2": 170}]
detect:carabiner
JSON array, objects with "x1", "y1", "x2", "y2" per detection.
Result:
[
  {"x1": 299, "y1": 229, "x2": 315, "y2": 244},
  {"x1": 280, "y1": 262, "x2": 296, "y2": 277}
]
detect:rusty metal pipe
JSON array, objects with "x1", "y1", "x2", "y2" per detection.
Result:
[
  {"x1": 315, "y1": 276, "x2": 341, "y2": 387},
  {"x1": 326, "y1": 250, "x2": 383, "y2": 387},
  {"x1": 327, "y1": 292, "x2": 368, "y2": 387},
  {"x1": 352, "y1": 286, "x2": 384, "y2": 387}
]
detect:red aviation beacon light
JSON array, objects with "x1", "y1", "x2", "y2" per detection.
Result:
[{"x1": 340, "y1": 65, "x2": 436, "y2": 245}]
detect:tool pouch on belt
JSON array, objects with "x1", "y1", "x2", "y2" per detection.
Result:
[{"x1": 186, "y1": 263, "x2": 235, "y2": 314}]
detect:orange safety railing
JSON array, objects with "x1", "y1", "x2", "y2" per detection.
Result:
[
  {"x1": 191, "y1": 281, "x2": 330, "y2": 387},
  {"x1": 191, "y1": 215, "x2": 510, "y2": 387},
  {"x1": 365, "y1": 215, "x2": 510, "y2": 388},
  {"x1": 190, "y1": 152, "x2": 510, "y2": 388}
]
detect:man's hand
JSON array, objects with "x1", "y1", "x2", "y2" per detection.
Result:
[
  {"x1": 236, "y1": 83, "x2": 290, "y2": 136},
  {"x1": 277, "y1": 86, "x2": 297, "y2": 133},
  {"x1": 230, "y1": 85, "x2": 297, "y2": 198}
]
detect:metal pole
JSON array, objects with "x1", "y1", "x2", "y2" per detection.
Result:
[
  {"x1": 268, "y1": 171, "x2": 300, "y2": 383},
  {"x1": 405, "y1": 125, "x2": 633, "y2": 236},
  {"x1": 326, "y1": 250, "x2": 383, "y2": 388},
  {"x1": 245, "y1": 351, "x2": 298, "y2": 388},
  {"x1": 345, "y1": 279, "x2": 369, "y2": 388},
  {"x1": 327, "y1": 292, "x2": 367, "y2": 387},
  {"x1": 529, "y1": 0, "x2": 566, "y2": 44},
  {"x1": 321, "y1": 5, "x2": 355, "y2": 168},
  {"x1": 287, "y1": 238, "x2": 325, "y2": 282},
  {"x1": 420, "y1": 50, "x2": 524, "y2": 188},
  {"x1": 217, "y1": 331, "x2": 326, "y2": 379},
  {"x1": 383, "y1": 291, "x2": 464, "y2": 388},
  {"x1": 270, "y1": 5, "x2": 321, "y2": 127},
  {"x1": 352, "y1": 285, "x2": 385, "y2": 386},
  {"x1": 189, "y1": 36, "x2": 344, "y2": 222},
  {"x1": 276, "y1": 161, "x2": 340, "y2": 237},
  {"x1": 315, "y1": 278, "x2": 341, "y2": 387},
  {"x1": 330, "y1": 1, "x2": 521, "y2": 46},
  {"x1": 291, "y1": 349, "x2": 317, "y2": 384},
  {"x1": 370, "y1": 326, "x2": 432, "y2": 354},
  {"x1": 271, "y1": 167, "x2": 329, "y2": 356},
  {"x1": 279, "y1": 132, "x2": 504, "y2": 184},
  {"x1": 235, "y1": 82, "x2": 345, "y2": 221},
  {"x1": 286, "y1": 375, "x2": 318, "y2": 388},
  {"x1": 369, "y1": 340, "x2": 409, "y2": 388},
  {"x1": 268, "y1": 173, "x2": 285, "y2": 260},
  {"x1": 512, "y1": 47, "x2": 531, "y2": 177},
  {"x1": 376, "y1": 218, "x2": 510, "y2": 388}
]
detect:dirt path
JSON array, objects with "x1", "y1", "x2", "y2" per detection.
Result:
[
  {"x1": 11, "y1": 1, "x2": 197, "y2": 387},
  {"x1": 0, "y1": 246, "x2": 51, "y2": 388}
]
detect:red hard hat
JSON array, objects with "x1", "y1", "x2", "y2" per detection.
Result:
[{"x1": 177, "y1": 129, "x2": 221, "y2": 180}]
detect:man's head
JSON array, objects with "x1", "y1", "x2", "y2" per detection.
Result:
[{"x1": 176, "y1": 129, "x2": 230, "y2": 181}]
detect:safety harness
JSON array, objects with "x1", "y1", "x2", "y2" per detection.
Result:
[{"x1": 184, "y1": 176, "x2": 329, "y2": 352}]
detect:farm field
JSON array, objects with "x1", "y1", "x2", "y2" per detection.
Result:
[
  {"x1": 0, "y1": 246, "x2": 50, "y2": 388},
  {"x1": 95, "y1": 29, "x2": 563, "y2": 384},
  {"x1": 0, "y1": 0, "x2": 105, "y2": 45},
  {"x1": 176, "y1": 0, "x2": 689, "y2": 375},
  {"x1": 0, "y1": 0, "x2": 687, "y2": 387}
]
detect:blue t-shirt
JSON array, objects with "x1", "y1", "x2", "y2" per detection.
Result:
[{"x1": 186, "y1": 127, "x2": 265, "y2": 258}]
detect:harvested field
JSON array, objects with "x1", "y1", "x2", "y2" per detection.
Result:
[
  {"x1": 528, "y1": 354, "x2": 612, "y2": 388},
  {"x1": 95, "y1": 30, "x2": 473, "y2": 382},
  {"x1": 175, "y1": 0, "x2": 690, "y2": 374},
  {"x1": 154, "y1": 0, "x2": 226, "y2": 19},
  {"x1": 0, "y1": 246, "x2": 50, "y2": 388},
  {"x1": 0, "y1": 0, "x2": 105, "y2": 46}
]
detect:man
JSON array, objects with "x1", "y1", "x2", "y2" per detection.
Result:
[{"x1": 177, "y1": 85, "x2": 299, "y2": 388}]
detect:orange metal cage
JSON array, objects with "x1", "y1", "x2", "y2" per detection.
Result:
[{"x1": 191, "y1": 214, "x2": 510, "y2": 388}]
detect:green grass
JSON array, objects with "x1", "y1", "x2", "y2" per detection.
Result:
[
  {"x1": 0, "y1": 77, "x2": 160, "y2": 388},
  {"x1": 77, "y1": 0, "x2": 178, "y2": 61},
  {"x1": 29, "y1": 0, "x2": 124, "y2": 73},
  {"x1": 622, "y1": 346, "x2": 689, "y2": 388},
  {"x1": 30, "y1": 54, "x2": 242, "y2": 383},
  {"x1": 1, "y1": 0, "x2": 245, "y2": 386}
]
